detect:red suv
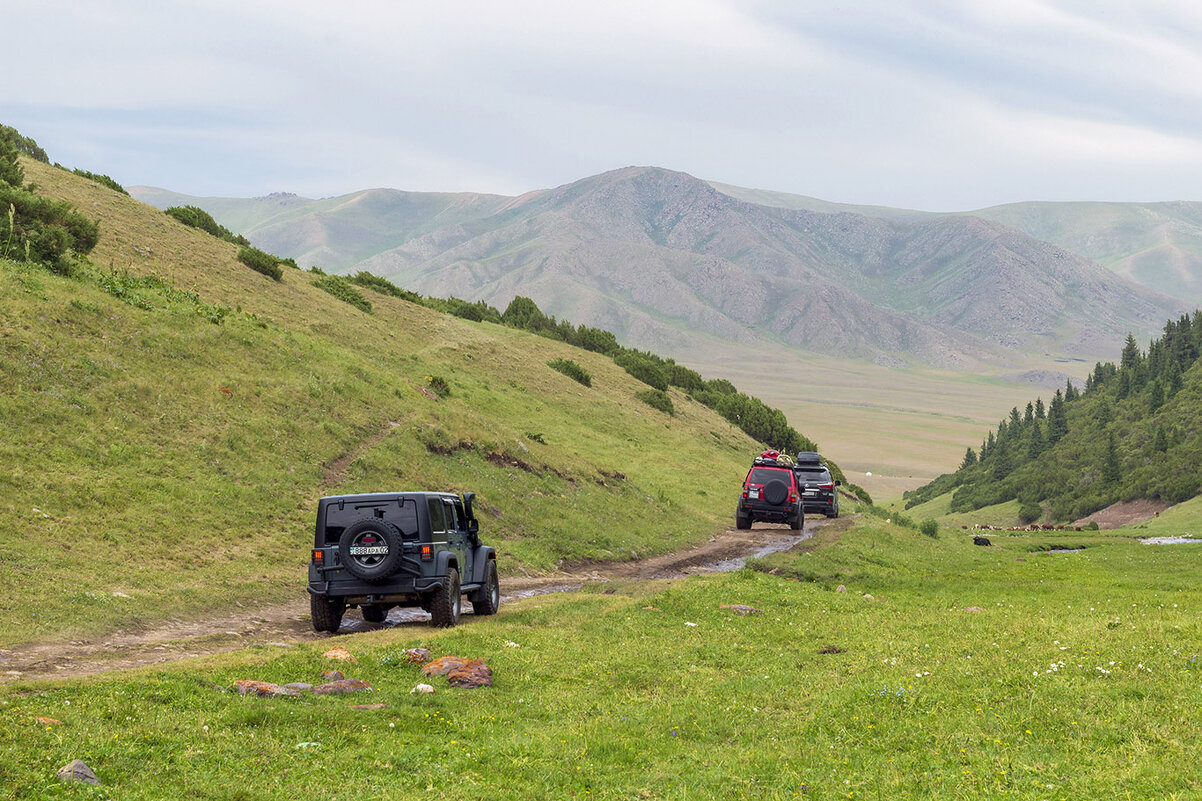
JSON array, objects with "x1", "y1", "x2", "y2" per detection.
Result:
[{"x1": 736, "y1": 451, "x2": 804, "y2": 530}]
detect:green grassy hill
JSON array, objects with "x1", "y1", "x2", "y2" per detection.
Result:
[
  {"x1": 1, "y1": 158, "x2": 776, "y2": 647},
  {"x1": 903, "y1": 319, "x2": 1202, "y2": 524}
]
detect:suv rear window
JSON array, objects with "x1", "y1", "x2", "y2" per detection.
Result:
[
  {"x1": 748, "y1": 467, "x2": 793, "y2": 485},
  {"x1": 795, "y1": 467, "x2": 832, "y2": 482}
]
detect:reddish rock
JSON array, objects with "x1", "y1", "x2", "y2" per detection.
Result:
[
  {"x1": 34, "y1": 716, "x2": 63, "y2": 726},
  {"x1": 421, "y1": 656, "x2": 473, "y2": 677},
  {"x1": 321, "y1": 669, "x2": 345, "y2": 681},
  {"x1": 349, "y1": 703, "x2": 387, "y2": 710},
  {"x1": 719, "y1": 604, "x2": 763, "y2": 616},
  {"x1": 312, "y1": 678, "x2": 372, "y2": 695},
  {"x1": 404, "y1": 648, "x2": 432, "y2": 665},
  {"x1": 322, "y1": 646, "x2": 357, "y2": 663},
  {"x1": 447, "y1": 661, "x2": 492, "y2": 689},
  {"x1": 233, "y1": 680, "x2": 298, "y2": 698},
  {"x1": 964, "y1": 606, "x2": 984, "y2": 613}
]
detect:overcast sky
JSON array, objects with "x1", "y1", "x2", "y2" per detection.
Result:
[{"x1": 5, "y1": 0, "x2": 1202, "y2": 210}]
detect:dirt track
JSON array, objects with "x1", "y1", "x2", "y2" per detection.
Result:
[{"x1": 0, "y1": 520, "x2": 830, "y2": 682}]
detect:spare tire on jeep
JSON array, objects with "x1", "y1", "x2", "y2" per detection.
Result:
[{"x1": 338, "y1": 519, "x2": 404, "y2": 583}]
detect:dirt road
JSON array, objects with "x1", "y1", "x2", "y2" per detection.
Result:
[{"x1": 0, "y1": 521, "x2": 825, "y2": 682}]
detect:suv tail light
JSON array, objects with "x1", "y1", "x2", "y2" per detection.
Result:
[{"x1": 818, "y1": 482, "x2": 834, "y2": 490}]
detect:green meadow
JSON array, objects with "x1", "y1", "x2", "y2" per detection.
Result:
[{"x1": 3, "y1": 518, "x2": 1198, "y2": 799}]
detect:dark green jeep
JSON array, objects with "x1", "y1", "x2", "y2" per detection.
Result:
[{"x1": 307, "y1": 491, "x2": 499, "y2": 631}]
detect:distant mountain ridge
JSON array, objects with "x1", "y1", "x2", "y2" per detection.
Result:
[{"x1": 131, "y1": 168, "x2": 1193, "y2": 368}]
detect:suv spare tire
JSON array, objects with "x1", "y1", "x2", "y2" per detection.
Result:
[
  {"x1": 763, "y1": 479, "x2": 788, "y2": 505},
  {"x1": 338, "y1": 519, "x2": 404, "y2": 583}
]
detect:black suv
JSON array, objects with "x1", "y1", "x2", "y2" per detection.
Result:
[
  {"x1": 307, "y1": 491, "x2": 499, "y2": 632},
  {"x1": 736, "y1": 451, "x2": 803, "y2": 530},
  {"x1": 793, "y1": 452, "x2": 840, "y2": 518}
]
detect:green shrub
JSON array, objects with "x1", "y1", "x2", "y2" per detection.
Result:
[
  {"x1": 1018, "y1": 500, "x2": 1042, "y2": 523},
  {"x1": 72, "y1": 169, "x2": 128, "y2": 195},
  {"x1": 919, "y1": 519, "x2": 938, "y2": 538},
  {"x1": 312, "y1": 274, "x2": 371, "y2": 313},
  {"x1": 426, "y1": 375, "x2": 451, "y2": 398},
  {"x1": 548, "y1": 358, "x2": 591, "y2": 387},
  {"x1": 635, "y1": 388, "x2": 674, "y2": 415},
  {"x1": 349, "y1": 271, "x2": 423, "y2": 303},
  {"x1": 0, "y1": 183, "x2": 99, "y2": 274},
  {"x1": 0, "y1": 124, "x2": 49, "y2": 162},
  {"x1": 237, "y1": 246, "x2": 283, "y2": 281},
  {"x1": 167, "y1": 206, "x2": 248, "y2": 246},
  {"x1": 615, "y1": 352, "x2": 668, "y2": 391}
]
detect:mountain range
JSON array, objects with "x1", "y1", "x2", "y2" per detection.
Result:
[{"x1": 132, "y1": 168, "x2": 1197, "y2": 369}]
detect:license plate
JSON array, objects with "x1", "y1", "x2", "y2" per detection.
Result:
[
  {"x1": 803, "y1": 490, "x2": 818, "y2": 495},
  {"x1": 749, "y1": 489, "x2": 760, "y2": 499},
  {"x1": 350, "y1": 545, "x2": 389, "y2": 555}
]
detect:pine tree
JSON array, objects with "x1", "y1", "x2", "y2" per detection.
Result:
[
  {"x1": 1024, "y1": 402, "x2": 1035, "y2": 424},
  {"x1": 1065, "y1": 380, "x2": 1079, "y2": 402},
  {"x1": 1047, "y1": 390, "x2": 1068, "y2": 443},
  {"x1": 960, "y1": 447, "x2": 978, "y2": 469},
  {"x1": 1035, "y1": 398, "x2": 1045, "y2": 419},
  {"x1": 1148, "y1": 379, "x2": 1165, "y2": 412},
  {"x1": 1103, "y1": 431, "x2": 1121, "y2": 484},
  {"x1": 1120, "y1": 333, "x2": 1141, "y2": 370},
  {"x1": 1027, "y1": 422, "x2": 1045, "y2": 460}
]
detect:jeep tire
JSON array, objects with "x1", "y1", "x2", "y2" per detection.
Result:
[
  {"x1": 429, "y1": 567, "x2": 461, "y2": 627},
  {"x1": 791, "y1": 511, "x2": 803, "y2": 531},
  {"x1": 338, "y1": 519, "x2": 404, "y2": 583},
  {"x1": 735, "y1": 511, "x2": 751, "y2": 530},
  {"x1": 310, "y1": 593, "x2": 345, "y2": 633},
  {"x1": 471, "y1": 560, "x2": 500, "y2": 616}
]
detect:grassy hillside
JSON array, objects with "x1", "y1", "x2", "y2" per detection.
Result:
[
  {"x1": 3, "y1": 517, "x2": 1197, "y2": 799},
  {"x1": 971, "y1": 201, "x2": 1202, "y2": 303},
  {"x1": 1, "y1": 159, "x2": 770, "y2": 647},
  {"x1": 904, "y1": 319, "x2": 1202, "y2": 523}
]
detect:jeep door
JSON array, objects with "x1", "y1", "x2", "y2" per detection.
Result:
[{"x1": 444, "y1": 497, "x2": 472, "y2": 581}]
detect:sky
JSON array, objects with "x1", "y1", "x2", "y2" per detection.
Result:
[{"x1": 5, "y1": 0, "x2": 1202, "y2": 210}]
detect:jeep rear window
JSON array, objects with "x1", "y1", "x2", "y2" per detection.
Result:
[
  {"x1": 324, "y1": 498, "x2": 417, "y2": 544},
  {"x1": 748, "y1": 467, "x2": 791, "y2": 485}
]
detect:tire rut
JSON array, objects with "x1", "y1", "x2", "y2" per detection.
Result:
[{"x1": 0, "y1": 519, "x2": 829, "y2": 682}]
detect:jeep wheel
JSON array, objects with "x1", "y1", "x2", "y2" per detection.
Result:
[
  {"x1": 735, "y1": 512, "x2": 751, "y2": 530},
  {"x1": 338, "y1": 519, "x2": 404, "y2": 583},
  {"x1": 361, "y1": 604, "x2": 387, "y2": 623},
  {"x1": 791, "y1": 511, "x2": 803, "y2": 531},
  {"x1": 472, "y1": 560, "x2": 500, "y2": 616},
  {"x1": 429, "y1": 567, "x2": 461, "y2": 627},
  {"x1": 310, "y1": 594, "x2": 345, "y2": 633}
]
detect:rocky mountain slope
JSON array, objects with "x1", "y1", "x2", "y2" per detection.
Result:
[{"x1": 133, "y1": 168, "x2": 1191, "y2": 367}]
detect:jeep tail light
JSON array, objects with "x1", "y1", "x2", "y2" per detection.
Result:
[
  {"x1": 421, "y1": 544, "x2": 432, "y2": 560},
  {"x1": 313, "y1": 550, "x2": 323, "y2": 562}
]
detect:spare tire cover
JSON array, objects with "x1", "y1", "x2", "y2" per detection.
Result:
[
  {"x1": 338, "y1": 519, "x2": 404, "y2": 582},
  {"x1": 764, "y1": 479, "x2": 789, "y2": 505}
]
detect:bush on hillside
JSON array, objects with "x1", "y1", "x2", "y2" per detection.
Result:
[
  {"x1": 167, "y1": 206, "x2": 249, "y2": 246},
  {"x1": 0, "y1": 124, "x2": 48, "y2": 163},
  {"x1": 548, "y1": 358, "x2": 591, "y2": 387},
  {"x1": 1018, "y1": 500, "x2": 1042, "y2": 523},
  {"x1": 614, "y1": 352, "x2": 668, "y2": 391},
  {"x1": 635, "y1": 388, "x2": 674, "y2": 415},
  {"x1": 237, "y1": 246, "x2": 284, "y2": 281},
  {"x1": 313, "y1": 274, "x2": 371, "y2": 313},
  {"x1": 919, "y1": 519, "x2": 938, "y2": 538},
  {"x1": 0, "y1": 183, "x2": 99, "y2": 274},
  {"x1": 349, "y1": 271, "x2": 423, "y2": 303},
  {"x1": 72, "y1": 169, "x2": 128, "y2": 195}
]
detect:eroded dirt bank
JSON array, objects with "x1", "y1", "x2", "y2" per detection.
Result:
[{"x1": 1, "y1": 520, "x2": 831, "y2": 682}]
